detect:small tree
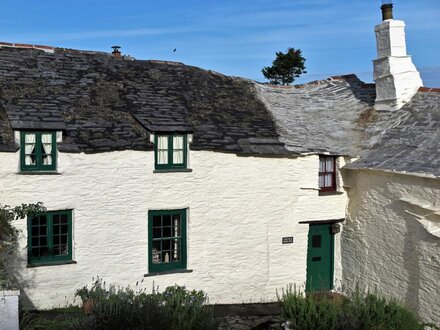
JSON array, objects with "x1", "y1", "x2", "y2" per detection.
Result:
[
  {"x1": 262, "y1": 48, "x2": 306, "y2": 85},
  {"x1": 0, "y1": 203, "x2": 45, "y2": 289}
]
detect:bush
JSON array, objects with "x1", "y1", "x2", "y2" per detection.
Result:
[
  {"x1": 66, "y1": 280, "x2": 217, "y2": 330},
  {"x1": 278, "y1": 284, "x2": 425, "y2": 330}
]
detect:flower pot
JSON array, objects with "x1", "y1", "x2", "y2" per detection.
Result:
[{"x1": 82, "y1": 298, "x2": 94, "y2": 314}]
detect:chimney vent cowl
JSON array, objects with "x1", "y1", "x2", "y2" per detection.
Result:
[
  {"x1": 381, "y1": 1, "x2": 394, "y2": 21},
  {"x1": 111, "y1": 45, "x2": 122, "y2": 59}
]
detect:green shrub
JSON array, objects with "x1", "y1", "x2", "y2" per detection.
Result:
[
  {"x1": 278, "y1": 284, "x2": 339, "y2": 330},
  {"x1": 278, "y1": 285, "x2": 425, "y2": 330},
  {"x1": 65, "y1": 280, "x2": 217, "y2": 330}
]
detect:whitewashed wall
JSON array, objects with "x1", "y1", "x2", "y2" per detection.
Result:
[
  {"x1": 0, "y1": 150, "x2": 346, "y2": 309},
  {"x1": 342, "y1": 169, "x2": 440, "y2": 324}
]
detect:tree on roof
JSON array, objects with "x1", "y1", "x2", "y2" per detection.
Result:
[{"x1": 262, "y1": 48, "x2": 306, "y2": 85}]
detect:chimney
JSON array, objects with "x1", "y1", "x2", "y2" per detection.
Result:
[
  {"x1": 111, "y1": 45, "x2": 122, "y2": 59},
  {"x1": 373, "y1": 1, "x2": 423, "y2": 111}
]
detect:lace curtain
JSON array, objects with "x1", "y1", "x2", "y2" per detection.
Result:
[
  {"x1": 157, "y1": 136, "x2": 168, "y2": 164},
  {"x1": 25, "y1": 133, "x2": 36, "y2": 165},
  {"x1": 41, "y1": 133, "x2": 53, "y2": 165},
  {"x1": 173, "y1": 136, "x2": 184, "y2": 164}
]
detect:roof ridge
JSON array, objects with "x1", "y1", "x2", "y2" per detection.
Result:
[{"x1": 418, "y1": 87, "x2": 440, "y2": 93}]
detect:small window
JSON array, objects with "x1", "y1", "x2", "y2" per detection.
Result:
[
  {"x1": 148, "y1": 209, "x2": 187, "y2": 273},
  {"x1": 154, "y1": 134, "x2": 187, "y2": 170},
  {"x1": 319, "y1": 156, "x2": 336, "y2": 192},
  {"x1": 20, "y1": 131, "x2": 57, "y2": 172},
  {"x1": 27, "y1": 210, "x2": 72, "y2": 265}
]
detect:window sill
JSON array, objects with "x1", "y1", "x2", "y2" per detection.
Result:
[
  {"x1": 144, "y1": 269, "x2": 193, "y2": 277},
  {"x1": 18, "y1": 171, "x2": 60, "y2": 175},
  {"x1": 153, "y1": 168, "x2": 192, "y2": 173},
  {"x1": 27, "y1": 260, "x2": 76, "y2": 268},
  {"x1": 319, "y1": 190, "x2": 344, "y2": 196}
]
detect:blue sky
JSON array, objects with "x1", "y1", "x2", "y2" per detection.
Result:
[{"x1": 1, "y1": 0, "x2": 439, "y2": 86}]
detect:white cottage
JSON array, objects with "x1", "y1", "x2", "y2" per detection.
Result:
[{"x1": 0, "y1": 2, "x2": 439, "y2": 324}]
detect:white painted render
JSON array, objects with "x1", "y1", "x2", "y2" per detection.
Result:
[
  {"x1": 0, "y1": 291, "x2": 20, "y2": 330},
  {"x1": 0, "y1": 150, "x2": 346, "y2": 309},
  {"x1": 342, "y1": 169, "x2": 440, "y2": 324},
  {"x1": 373, "y1": 19, "x2": 423, "y2": 111}
]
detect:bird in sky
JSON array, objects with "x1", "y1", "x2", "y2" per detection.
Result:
[{"x1": 173, "y1": 48, "x2": 177, "y2": 52}]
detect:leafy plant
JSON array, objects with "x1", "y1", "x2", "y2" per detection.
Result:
[
  {"x1": 278, "y1": 284, "x2": 425, "y2": 330},
  {"x1": 68, "y1": 280, "x2": 217, "y2": 330},
  {"x1": 262, "y1": 48, "x2": 306, "y2": 85},
  {"x1": 0, "y1": 203, "x2": 45, "y2": 289}
]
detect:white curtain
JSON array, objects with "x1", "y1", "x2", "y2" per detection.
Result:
[
  {"x1": 41, "y1": 133, "x2": 53, "y2": 165},
  {"x1": 319, "y1": 158, "x2": 325, "y2": 172},
  {"x1": 25, "y1": 133, "x2": 36, "y2": 165},
  {"x1": 173, "y1": 215, "x2": 180, "y2": 261},
  {"x1": 173, "y1": 135, "x2": 184, "y2": 164},
  {"x1": 324, "y1": 174, "x2": 333, "y2": 187},
  {"x1": 157, "y1": 136, "x2": 168, "y2": 164},
  {"x1": 319, "y1": 175, "x2": 325, "y2": 187},
  {"x1": 325, "y1": 158, "x2": 334, "y2": 172}
]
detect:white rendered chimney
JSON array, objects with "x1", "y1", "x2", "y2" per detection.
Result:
[{"x1": 373, "y1": 2, "x2": 423, "y2": 111}]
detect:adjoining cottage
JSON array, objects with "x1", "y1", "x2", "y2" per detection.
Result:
[{"x1": 0, "y1": 2, "x2": 438, "y2": 324}]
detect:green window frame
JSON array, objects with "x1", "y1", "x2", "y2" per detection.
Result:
[
  {"x1": 20, "y1": 131, "x2": 57, "y2": 172},
  {"x1": 27, "y1": 210, "x2": 72, "y2": 265},
  {"x1": 154, "y1": 134, "x2": 187, "y2": 170},
  {"x1": 148, "y1": 209, "x2": 187, "y2": 273}
]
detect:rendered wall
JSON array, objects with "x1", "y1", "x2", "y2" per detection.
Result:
[
  {"x1": 0, "y1": 150, "x2": 346, "y2": 309},
  {"x1": 0, "y1": 291, "x2": 20, "y2": 330},
  {"x1": 342, "y1": 169, "x2": 440, "y2": 324}
]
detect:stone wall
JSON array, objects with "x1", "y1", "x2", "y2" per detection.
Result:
[
  {"x1": 0, "y1": 150, "x2": 347, "y2": 309},
  {"x1": 342, "y1": 169, "x2": 440, "y2": 324}
]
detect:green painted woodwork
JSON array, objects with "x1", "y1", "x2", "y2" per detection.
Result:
[
  {"x1": 27, "y1": 210, "x2": 72, "y2": 265},
  {"x1": 20, "y1": 131, "x2": 57, "y2": 172},
  {"x1": 306, "y1": 223, "x2": 334, "y2": 292},
  {"x1": 148, "y1": 209, "x2": 187, "y2": 273},
  {"x1": 154, "y1": 134, "x2": 187, "y2": 170}
]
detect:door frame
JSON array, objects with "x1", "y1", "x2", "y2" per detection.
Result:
[{"x1": 301, "y1": 219, "x2": 343, "y2": 292}]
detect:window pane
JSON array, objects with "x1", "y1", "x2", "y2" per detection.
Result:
[
  {"x1": 172, "y1": 216, "x2": 181, "y2": 237},
  {"x1": 158, "y1": 151, "x2": 168, "y2": 164},
  {"x1": 173, "y1": 136, "x2": 184, "y2": 149},
  {"x1": 163, "y1": 226, "x2": 172, "y2": 238},
  {"x1": 24, "y1": 133, "x2": 37, "y2": 165},
  {"x1": 153, "y1": 216, "x2": 161, "y2": 227},
  {"x1": 173, "y1": 150, "x2": 184, "y2": 164},
  {"x1": 153, "y1": 227, "x2": 161, "y2": 238},
  {"x1": 326, "y1": 158, "x2": 334, "y2": 171},
  {"x1": 163, "y1": 215, "x2": 171, "y2": 227},
  {"x1": 162, "y1": 240, "x2": 171, "y2": 251},
  {"x1": 162, "y1": 251, "x2": 171, "y2": 263},
  {"x1": 312, "y1": 235, "x2": 321, "y2": 248},
  {"x1": 325, "y1": 174, "x2": 333, "y2": 187},
  {"x1": 152, "y1": 241, "x2": 161, "y2": 264},
  {"x1": 157, "y1": 136, "x2": 168, "y2": 164},
  {"x1": 319, "y1": 158, "x2": 325, "y2": 172},
  {"x1": 319, "y1": 174, "x2": 325, "y2": 188}
]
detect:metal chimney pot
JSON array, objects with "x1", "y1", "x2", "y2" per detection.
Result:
[{"x1": 381, "y1": 2, "x2": 394, "y2": 21}]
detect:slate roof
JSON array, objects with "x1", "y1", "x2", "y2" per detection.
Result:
[
  {"x1": 0, "y1": 45, "x2": 439, "y2": 177},
  {"x1": 255, "y1": 75, "x2": 376, "y2": 155},
  {"x1": 345, "y1": 89, "x2": 440, "y2": 178},
  {"x1": 0, "y1": 46, "x2": 286, "y2": 155}
]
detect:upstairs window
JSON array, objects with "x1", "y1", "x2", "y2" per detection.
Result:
[
  {"x1": 20, "y1": 131, "x2": 57, "y2": 172},
  {"x1": 155, "y1": 134, "x2": 187, "y2": 170},
  {"x1": 27, "y1": 210, "x2": 72, "y2": 265},
  {"x1": 319, "y1": 156, "x2": 336, "y2": 192}
]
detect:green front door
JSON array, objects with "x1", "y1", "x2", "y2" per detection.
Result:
[{"x1": 306, "y1": 223, "x2": 334, "y2": 292}]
